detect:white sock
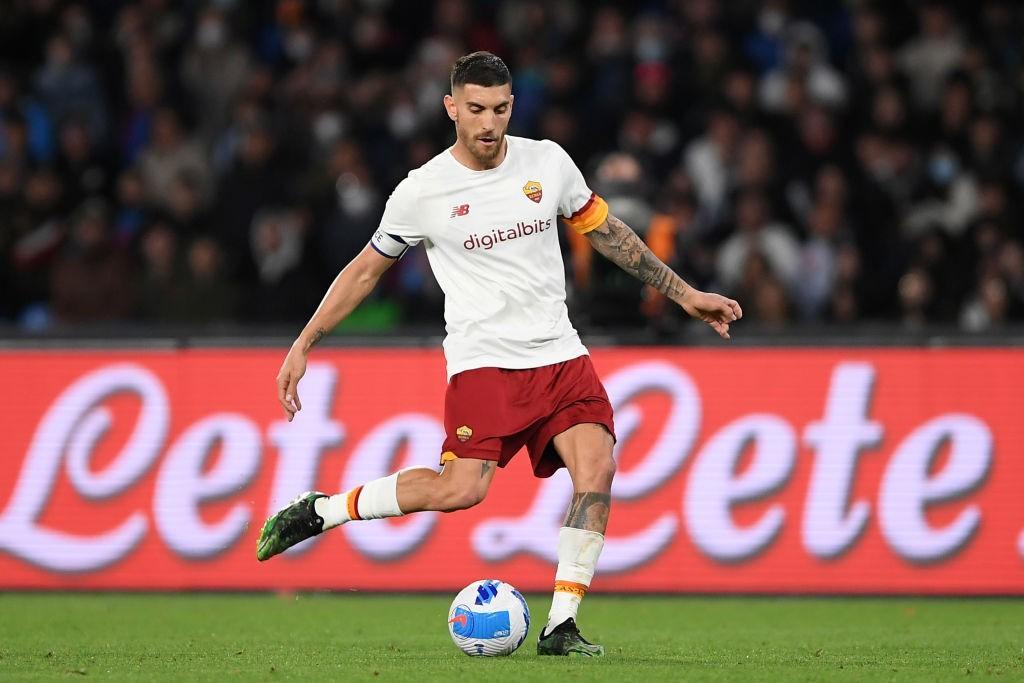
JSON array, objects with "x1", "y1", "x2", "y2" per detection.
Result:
[
  {"x1": 314, "y1": 471, "x2": 405, "y2": 530},
  {"x1": 545, "y1": 527, "x2": 604, "y2": 633}
]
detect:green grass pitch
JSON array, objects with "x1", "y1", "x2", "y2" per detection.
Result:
[{"x1": 1, "y1": 594, "x2": 1022, "y2": 681}]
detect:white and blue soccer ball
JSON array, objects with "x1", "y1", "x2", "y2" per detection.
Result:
[{"x1": 447, "y1": 579, "x2": 531, "y2": 656}]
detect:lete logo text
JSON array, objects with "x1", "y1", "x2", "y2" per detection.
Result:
[{"x1": 0, "y1": 349, "x2": 1021, "y2": 592}]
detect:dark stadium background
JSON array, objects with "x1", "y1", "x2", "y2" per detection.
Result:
[
  {"x1": 1, "y1": 0, "x2": 1022, "y2": 337},
  {"x1": 2, "y1": 1, "x2": 1023, "y2": 679}
]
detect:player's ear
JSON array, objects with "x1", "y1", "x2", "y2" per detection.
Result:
[{"x1": 443, "y1": 93, "x2": 458, "y2": 122}]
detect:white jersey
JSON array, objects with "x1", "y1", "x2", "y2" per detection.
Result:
[{"x1": 369, "y1": 136, "x2": 609, "y2": 379}]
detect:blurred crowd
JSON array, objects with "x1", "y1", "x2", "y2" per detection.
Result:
[{"x1": 1, "y1": 0, "x2": 1023, "y2": 333}]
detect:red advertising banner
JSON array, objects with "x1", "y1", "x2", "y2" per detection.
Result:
[{"x1": 1, "y1": 347, "x2": 1022, "y2": 593}]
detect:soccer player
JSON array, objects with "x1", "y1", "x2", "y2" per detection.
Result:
[{"x1": 257, "y1": 51, "x2": 741, "y2": 656}]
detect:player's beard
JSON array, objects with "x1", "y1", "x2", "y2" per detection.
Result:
[{"x1": 459, "y1": 123, "x2": 505, "y2": 168}]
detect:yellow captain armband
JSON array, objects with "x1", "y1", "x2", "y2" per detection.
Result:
[{"x1": 561, "y1": 193, "x2": 609, "y2": 235}]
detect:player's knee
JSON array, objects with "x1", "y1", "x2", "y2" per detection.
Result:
[
  {"x1": 596, "y1": 454, "x2": 617, "y2": 487},
  {"x1": 441, "y1": 488, "x2": 485, "y2": 512},
  {"x1": 575, "y1": 454, "x2": 616, "y2": 491},
  {"x1": 437, "y1": 481, "x2": 487, "y2": 512}
]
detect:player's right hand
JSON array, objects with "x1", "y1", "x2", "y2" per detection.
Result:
[{"x1": 276, "y1": 348, "x2": 307, "y2": 421}]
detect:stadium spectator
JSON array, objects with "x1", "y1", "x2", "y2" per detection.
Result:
[
  {"x1": 33, "y1": 32, "x2": 106, "y2": 144},
  {"x1": 247, "y1": 206, "x2": 318, "y2": 323},
  {"x1": 310, "y1": 139, "x2": 381, "y2": 277},
  {"x1": 174, "y1": 235, "x2": 238, "y2": 325},
  {"x1": 961, "y1": 272, "x2": 1010, "y2": 331},
  {"x1": 759, "y1": 22, "x2": 847, "y2": 113},
  {"x1": 733, "y1": 250, "x2": 792, "y2": 328},
  {"x1": 715, "y1": 188, "x2": 800, "y2": 293},
  {"x1": 213, "y1": 113, "x2": 290, "y2": 282},
  {"x1": 111, "y1": 168, "x2": 148, "y2": 247},
  {"x1": 898, "y1": 2, "x2": 965, "y2": 111},
  {"x1": 138, "y1": 107, "x2": 209, "y2": 211},
  {"x1": 55, "y1": 116, "x2": 111, "y2": 209},
  {"x1": 684, "y1": 106, "x2": 739, "y2": 221},
  {"x1": 795, "y1": 199, "x2": 846, "y2": 319},
  {"x1": 50, "y1": 198, "x2": 135, "y2": 324},
  {"x1": 898, "y1": 266, "x2": 935, "y2": 328},
  {"x1": 136, "y1": 219, "x2": 181, "y2": 321},
  {"x1": 180, "y1": 6, "x2": 251, "y2": 143},
  {"x1": 5, "y1": 168, "x2": 65, "y2": 321}
]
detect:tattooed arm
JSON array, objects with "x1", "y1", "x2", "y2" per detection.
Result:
[
  {"x1": 275, "y1": 245, "x2": 396, "y2": 421},
  {"x1": 585, "y1": 214, "x2": 743, "y2": 338}
]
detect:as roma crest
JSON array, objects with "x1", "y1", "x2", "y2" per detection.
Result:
[{"x1": 523, "y1": 180, "x2": 543, "y2": 203}]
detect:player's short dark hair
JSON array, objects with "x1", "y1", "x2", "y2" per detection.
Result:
[{"x1": 450, "y1": 51, "x2": 511, "y2": 92}]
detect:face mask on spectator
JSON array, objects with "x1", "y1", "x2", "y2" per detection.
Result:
[
  {"x1": 197, "y1": 20, "x2": 226, "y2": 49},
  {"x1": 928, "y1": 153, "x2": 959, "y2": 186},
  {"x1": 285, "y1": 30, "x2": 314, "y2": 62},
  {"x1": 759, "y1": 8, "x2": 786, "y2": 35},
  {"x1": 314, "y1": 112, "x2": 344, "y2": 147},
  {"x1": 66, "y1": 13, "x2": 94, "y2": 48},
  {"x1": 636, "y1": 37, "x2": 668, "y2": 63},
  {"x1": 336, "y1": 174, "x2": 375, "y2": 217},
  {"x1": 388, "y1": 104, "x2": 417, "y2": 139}
]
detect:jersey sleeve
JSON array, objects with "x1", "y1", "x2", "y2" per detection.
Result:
[
  {"x1": 554, "y1": 143, "x2": 609, "y2": 235},
  {"x1": 369, "y1": 176, "x2": 424, "y2": 259}
]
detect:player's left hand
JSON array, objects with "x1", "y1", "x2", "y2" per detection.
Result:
[{"x1": 680, "y1": 290, "x2": 742, "y2": 339}]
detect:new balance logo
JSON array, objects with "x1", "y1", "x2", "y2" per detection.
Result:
[{"x1": 450, "y1": 204, "x2": 470, "y2": 218}]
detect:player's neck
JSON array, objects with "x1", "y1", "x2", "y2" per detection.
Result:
[{"x1": 450, "y1": 137, "x2": 507, "y2": 171}]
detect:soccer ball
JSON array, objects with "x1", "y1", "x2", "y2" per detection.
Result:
[{"x1": 447, "y1": 579, "x2": 531, "y2": 656}]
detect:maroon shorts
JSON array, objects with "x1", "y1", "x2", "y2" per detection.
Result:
[{"x1": 440, "y1": 354, "x2": 616, "y2": 478}]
